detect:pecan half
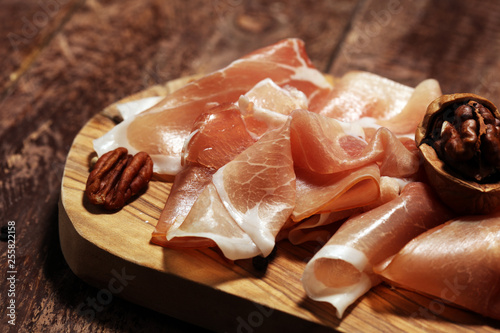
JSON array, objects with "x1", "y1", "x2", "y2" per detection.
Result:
[{"x1": 85, "y1": 147, "x2": 154, "y2": 210}]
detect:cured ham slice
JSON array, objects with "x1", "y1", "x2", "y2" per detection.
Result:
[
  {"x1": 292, "y1": 164, "x2": 380, "y2": 221},
  {"x1": 153, "y1": 80, "x2": 312, "y2": 249},
  {"x1": 289, "y1": 109, "x2": 420, "y2": 177},
  {"x1": 166, "y1": 120, "x2": 296, "y2": 259},
  {"x1": 301, "y1": 182, "x2": 454, "y2": 318},
  {"x1": 316, "y1": 71, "x2": 441, "y2": 137},
  {"x1": 238, "y1": 78, "x2": 308, "y2": 137},
  {"x1": 165, "y1": 182, "x2": 261, "y2": 259},
  {"x1": 377, "y1": 78, "x2": 441, "y2": 135},
  {"x1": 376, "y1": 213, "x2": 500, "y2": 320},
  {"x1": 288, "y1": 176, "x2": 403, "y2": 244},
  {"x1": 94, "y1": 38, "x2": 332, "y2": 175},
  {"x1": 287, "y1": 210, "x2": 356, "y2": 245},
  {"x1": 316, "y1": 71, "x2": 414, "y2": 122},
  {"x1": 181, "y1": 104, "x2": 256, "y2": 169},
  {"x1": 151, "y1": 104, "x2": 256, "y2": 248}
]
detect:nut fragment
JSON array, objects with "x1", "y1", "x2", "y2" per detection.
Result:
[
  {"x1": 416, "y1": 93, "x2": 500, "y2": 214},
  {"x1": 85, "y1": 147, "x2": 154, "y2": 210}
]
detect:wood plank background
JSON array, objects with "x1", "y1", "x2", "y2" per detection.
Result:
[{"x1": 1, "y1": 0, "x2": 500, "y2": 332}]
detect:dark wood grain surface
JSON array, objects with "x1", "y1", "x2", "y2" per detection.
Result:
[{"x1": 1, "y1": 0, "x2": 500, "y2": 332}]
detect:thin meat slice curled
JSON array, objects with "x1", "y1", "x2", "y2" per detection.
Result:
[
  {"x1": 151, "y1": 105, "x2": 256, "y2": 248},
  {"x1": 166, "y1": 120, "x2": 296, "y2": 259},
  {"x1": 301, "y1": 182, "x2": 454, "y2": 318},
  {"x1": 94, "y1": 38, "x2": 332, "y2": 175},
  {"x1": 288, "y1": 176, "x2": 403, "y2": 244},
  {"x1": 292, "y1": 164, "x2": 381, "y2": 221},
  {"x1": 290, "y1": 109, "x2": 420, "y2": 177},
  {"x1": 315, "y1": 71, "x2": 441, "y2": 137},
  {"x1": 376, "y1": 213, "x2": 500, "y2": 320},
  {"x1": 316, "y1": 71, "x2": 414, "y2": 122}
]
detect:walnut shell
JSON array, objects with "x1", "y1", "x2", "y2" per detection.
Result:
[{"x1": 416, "y1": 93, "x2": 500, "y2": 214}]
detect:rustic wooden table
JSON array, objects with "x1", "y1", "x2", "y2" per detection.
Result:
[{"x1": 2, "y1": 0, "x2": 500, "y2": 332}]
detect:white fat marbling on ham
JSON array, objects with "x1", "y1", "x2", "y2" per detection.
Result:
[{"x1": 238, "y1": 78, "x2": 307, "y2": 135}]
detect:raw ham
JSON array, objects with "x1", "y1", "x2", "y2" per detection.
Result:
[
  {"x1": 316, "y1": 71, "x2": 441, "y2": 137},
  {"x1": 89, "y1": 38, "x2": 490, "y2": 321},
  {"x1": 165, "y1": 120, "x2": 296, "y2": 259},
  {"x1": 316, "y1": 71, "x2": 414, "y2": 122},
  {"x1": 376, "y1": 213, "x2": 500, "y2": 320},
  {"x1": 289, "y1": 109, "x2": 420, "y2": 176},
  {"x1": 301, "y1": 182, "x2": 454, "y2": 318},
  {"x1": 151, "y1": 104, "x2": 256, "y2": 248},
  {"x1": 93, "y1": 38, "x2": 332, "y2": 175},
  {"x1": 292, "y1": 164, "x2": 381, "y2": 221},
  {"x1": 287, "y1": 210, "x2": 357, "y2": 245},
  {"x1": 288, "y1": 176, "x2": 403, "y2": 244},
  {"x1": 153, "y1": 79, "x2": 314, "y2": 250},
  {"x1": 377, "y1": 78, "x2": 442, "y2": 135},
  {"x1": 238, "y1": 78, "x2": 308, "y2": 137}
]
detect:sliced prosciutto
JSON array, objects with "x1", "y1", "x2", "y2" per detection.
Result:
[
  {"x1": 316, "y1": 71, "x2": 441, "y2": 136},
  {"x1": 166, "y1": 120, "x2": 296, "y2": 259},
  {"x1": 301, "y1": 182, "x2": 454, "y2": 318},
  {"x1": 151, "y1": 104, "x2": 256, "y2": 248},
  {"x1": 238, "y1": 78, "x2": 308, "y2": 137},
  {"x1": 289, "y1": 109, "x2": 420, "y2": 177},
  {"x1": 153, "y1": 80, "x2": 315, "y2": 250},
  {"x1": 292, "y1": 164, "x2": 381, "y2": 221},
  {"x1": 317, "y1": 71, "x2": 413, "y2": 122},
  {"x1": 376, "y1": 213, "x2": 500, "y2": 320},
  {"x1": 377, "y1": 78, "x2": 442, "y2": 135},
  {"x1": 94, "y1": 38, "x2": 332, "y2": 175},
  {"x1": 288, "y1": 176, "x2": 403, "y2": 244}
]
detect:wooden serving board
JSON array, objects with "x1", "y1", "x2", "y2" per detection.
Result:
[{"x1": 59, "y1": 76, "x2": 500, "y2": 332}]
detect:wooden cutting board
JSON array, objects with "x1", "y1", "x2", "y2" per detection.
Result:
[{"x1": 59, "y1": 76, "x2": 500, "y2": 332}]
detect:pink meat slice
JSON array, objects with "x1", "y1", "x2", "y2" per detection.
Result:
[
  {"x1": 95, "y1": 38, "x2": 332, "y2": 175},
  {"x1": 377, "y1": 78, "x2": 442, "y2": 135},
  {"x1": 167, "y1": 120, "x2": 296, "y2": 259},
  {"x1": 316, "y1": 71, "x2": 441, "y2": 136},
  {"x1": 292, "y1": 164, "x2": 381, "y2": 221},
  {"x1": 151, "y1": 105, "x2": 256, "y2": 248},
  {"x1": 301, "y1": 182, "x2": 454, "y2": 318},
  {"x1": 316, "y1": 71, "x2": 414, "y2": 122},
  {"x1": 376, "y1": 213, "x2": 500, "y2": 320},
  {"x1": 289, "y1": 109, "x2": 420, "y2": 177},
  {"x1": 288, "y1": 176, "x2": 402, "y2": 244}
]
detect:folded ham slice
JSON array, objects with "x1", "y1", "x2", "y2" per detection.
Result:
[
  {"x1": 289, "y1": 109, "x2": 420, "y2": 176},
  {"x1": 317, "y1": 71, "x2": 414, "y2": 122},
  {"x1": 165, "y1": 120, "x2": 296, "y2": 259},
  {"x1": 238, "y1": 78, "x2": 308, "y2": 137},
  {"x1": 151, "y1": 105, "x2": 256, "y2": 248},
  {"x1": 301, "y1": 182, "x2": 454, "y2": 318},
  {"x1": 377, "y1": 78, "x2": 442, "y2": 135},
  {"x1": 292, "y1": 164, "x2": 381, "y2": 221},
  {"x1": 153, "y1": 79, "x2": 314, "y2": 251},
  {"x1": 94, "y1": 38, "x2": 332, "y2": 175},
  {"x1": 288, "y1": 176, "x2": 404, "y2": 244},
  {"x1": 376, "y1": 213, "x2": 500, "y2": 320},
  {"x1": 316, "y1": 71, "x2": 441, "y2": 137}
]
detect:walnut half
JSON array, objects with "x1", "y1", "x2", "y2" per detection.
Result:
[
  {"x1": 416, "y1": 93, "x2": 500, "y2": 214},
  {"x1": 85, "y1": 147, "x2": 154, "y2": 210}
]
